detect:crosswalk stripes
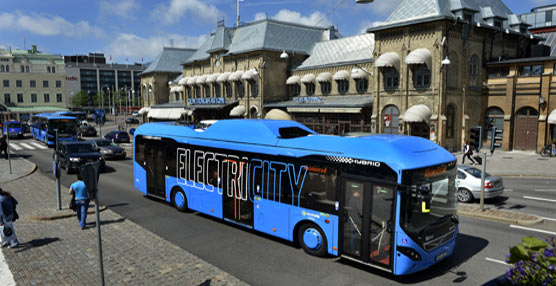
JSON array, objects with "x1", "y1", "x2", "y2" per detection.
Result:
[
  {"x1": 8, "y1": 140, "x2": 49, "y2": 151},
  {"x1": 29, "y1": 142, "x2": 48, "y2": 149}
]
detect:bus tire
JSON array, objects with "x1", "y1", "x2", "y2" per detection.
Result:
[
  {"x1": 298, "y1": 223, "x2": 327, "y2": 257},
  {"x1": 172, "y1": 188, "x2": 188, "y2": 212}
]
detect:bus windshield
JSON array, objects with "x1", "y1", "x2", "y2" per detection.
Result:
[
  {"x1": 48, "y1": 119, "x2": 77, "y2": 135},
  {"x1": 400, "y1": 162, "x2": 458, "y2": 249},
  {"x1": 7, "y1": 122, "x2": 22, "y2": 129}
]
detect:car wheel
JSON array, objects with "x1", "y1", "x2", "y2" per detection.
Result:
[
  {"x1": 172, "y1": 188, "x2": 188, "y2": 212},
  {"x1": 457, "y1": 188, "x2": 474, "y2": 203},
  {"x1": 298, "y1": 223, "x2": 328, "y2": 257}
]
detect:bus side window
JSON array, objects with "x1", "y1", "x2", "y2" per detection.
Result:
[
  {"x1": 135, "y1": 136, "x2": 145, "y2": 164},
  {"x1": 166, "y1": 142, "x2": 177, "y2": 175},
  {"x1": 299, "y1": 168, "x2": 337, "y2": 214}
]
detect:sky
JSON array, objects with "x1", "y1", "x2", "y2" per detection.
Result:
[{"x1": 0, "y1": 0, "x2": 550, "y2": 64}]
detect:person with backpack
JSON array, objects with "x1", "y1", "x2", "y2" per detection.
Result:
[{"x1": 0, "y1": 188, "x2": 19, "y2": 248}]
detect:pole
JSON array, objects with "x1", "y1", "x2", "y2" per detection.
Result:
[
  {"x1": 99, "y1": 92, "x2": 103, "y2": 138},
  {"x1": 479, "y1": 152, "x2": 487, "y2": 211},
  {"x1": 237, "y1": 0, "x2": 240, "y2": 27},
  {"x1": 55, "y1": 129, "x2": 61, "y2": 210},
  {"x1": 94, "y1": 194, "x2": 105, "y2": 286},
  {"x1": 6, "y1": 131, "x2": 12, "y2": 174}
]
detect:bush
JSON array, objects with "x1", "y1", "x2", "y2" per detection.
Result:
[{"x1": 505, "y1": 236, "x2": 555, "y2": 285}]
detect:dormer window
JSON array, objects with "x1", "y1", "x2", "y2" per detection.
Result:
[{"x1": 494, "y1": 20, "x2": 502, "y2": 29}]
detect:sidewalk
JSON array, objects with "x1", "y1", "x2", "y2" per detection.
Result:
[
  {"x1": 0, "y1": 159, "x2": 248, "y2": 286},
  {"x1": 454, "y1": 149, "x2": 556, "y2": 178}
]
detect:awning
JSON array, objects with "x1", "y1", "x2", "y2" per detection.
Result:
[
  {"x1": 228, "y1": 70, "x2": 244, "y2": 81},
  {"x1": 286, "y1": 75, "x2": 301, "y2": 85},
  {"x1": 175, "y1": 86, "x2": 184, "y2": 92},
  {"x1": 375, "y1": 52, "x2": 400, "y2": 70},
  {"x1": 196, "y1": 75, "x2": 207, "y2": 85},
  {"x1": 351, "y1": 69, "x2": 368, "y2": 79},
  {"x1": 148, "y1": 108, "x2": 185, "y2": 120},
  {"x1": 241, "y1": 69, "x2": 257, "y2": 80},
  {"x1": 138, "y1": 107, "x2": 151, "y2": 115},
  {"x1": 401, "y1": 104, "x2": 432, "y2": 123},
  {"x1": 265, "y1": 109, "x2": 292, "y2": 120},
  {"x1": 301, "y1": 74, "x2": 316, "y2": 83},
  {"x1": 333, "y1": 70, "x2": 350, "y2": 81},
  {"x1": 217, "y1": 72, "x2": 231, "y2": 83},
  {"x1": 229, "y1": 105, "x2": 246, "y2": 116},
  {"x1": 548, "y1": 109, "x2": 556, "y2": 124},
  {"x1": 206, "y1": 73, "x2": 219, "y2": 83},
  {"x1": 170, "y1": 86, "x2": 178, "y2": 92},
  {"x1": 187, "y1": 76, "x2": 197, "y2": 85},
  {"x1": 405, "y1": 48, "x2": 432, "y2": 68},
  {"x1": 316, "y1": 72, "x2": 332, "y2": 82},
  {"x1": 168, "y1": 108, "x2": 184, "y2": 120},
  {"x1": 178, "y1": 77, "x2": 189, "y2": 85}
]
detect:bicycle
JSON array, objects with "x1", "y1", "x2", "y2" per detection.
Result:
[{"x1": 540, "y1": 144, "x2": 555, "y2": 157}]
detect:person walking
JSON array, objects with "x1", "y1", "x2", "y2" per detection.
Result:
[
  {"x1": 0, "y1": 134, "x2": 8, "y2": 160},
  {"x1": 0, "y1": 188, "x2": 19, "y2": 248},
  {"x1": 462, "y1": 141, "x2": 476, "y2": 165},
  {"x1": 68, "y1": 173, "x2": 89, "y2": 230}
]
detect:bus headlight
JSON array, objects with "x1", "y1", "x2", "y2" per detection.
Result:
[{"x1": 397, "y1": 246, "x2": 422, "y2": 261}]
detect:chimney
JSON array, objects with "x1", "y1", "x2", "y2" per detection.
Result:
[{"x1": 31, "y1": 45, "x2": 37, "y2": 53}]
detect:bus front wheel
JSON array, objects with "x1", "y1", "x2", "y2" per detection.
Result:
[
  {"x1": 298, "y1": 223, "x2": 327, "y2": 257},
  {"x1": 172, "y1": 188, "x2": 188, "y2": 212}
]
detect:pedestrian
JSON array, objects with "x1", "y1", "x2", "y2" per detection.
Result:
[
  {"x1": 68, "y1": 173, "x2": 89, "y2": 230},
  {"x1": 462, "y1": 140, "x2": 476, "y2": 165},
  {"x1": 0, "y1": 188, "x2": 19, "y2": 248},
  {"x1": 0, "y1": 134, "x2": 8, "y2": 160}
]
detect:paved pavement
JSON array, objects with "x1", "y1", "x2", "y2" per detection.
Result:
[
  {"x1": 0, "y1": 159, "x2": 248, "y2": 286},
  {"x1": 0, "y1": 157, "x2": 36, "y2": 183}
]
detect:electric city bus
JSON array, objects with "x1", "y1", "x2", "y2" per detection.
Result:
[
  {"x1": 31, "y1": 113, "x2": 79, "y2": 146},
  {"x1": 133, "y1": 120, "x2": 458, "y2": 275}
]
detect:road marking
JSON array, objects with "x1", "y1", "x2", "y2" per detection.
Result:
[
  {"x1": 0, "y1": 249, "x2": 16, "y2": 286},
  {"x1": 523, "y1": 196, "x2": 556, "y2": 203},
  {"x1": 504, "y1": 188, "x2": 513, "y2": 192},
  {"x1": 19, "y1": 143, "x2": 35, "y2": 150},
  {"x1": 29, "y1": 142, "x2": 47, "y2": 149},
  {"x1": 9, "y1": 143, "x2": 22, "y2": 150},
  {"x1": 510, "y1": 225, "x2": 556, "y2": 236},
  {"x1": 535, "y1": 189, "x2": 556, "y2": 192},
  {"x1": 542, "y1": 217, "x2": 556, "y2": 222},
  {"x1": 485, "y1": 257, "x2": 509, "y2": 266}
]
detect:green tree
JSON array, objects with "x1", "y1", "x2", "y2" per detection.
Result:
[{"x1": 70, "y1": 90, "x2": 89, "y2": 107}]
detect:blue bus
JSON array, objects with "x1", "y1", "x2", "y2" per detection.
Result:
[
  {"x1": 133, "y1": 120, "x2": 458, "y2": 275},
  {"x1": 31, "y1": 113, "x2": 79, "y2": 146},
  {"x1": 2, "y1": 120, "x2": 24, "y2": 138},
  {"x1": 54, "y1": 111, "x2": 88, "y2": 122}
]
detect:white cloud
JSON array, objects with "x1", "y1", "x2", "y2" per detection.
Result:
[
  {"x1": 99, "y1": 0, "x2": 139, "y2": 18},
  {"x1": 104, "y1": 32, "x2": 207, "y2": 62},
  {"x1": 254, "y1": 9, "x2": 332, "y2": 27},
  {"x1": 0, "y1": 11, "x2": 104, "y2": 38},
  {"x1": 153, "y1": 0, "x2": 221, "y2": 25}
]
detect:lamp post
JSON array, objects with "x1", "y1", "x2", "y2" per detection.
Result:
[{"x1": 438, "y1": 56, "x2": 450, "y2": 145}]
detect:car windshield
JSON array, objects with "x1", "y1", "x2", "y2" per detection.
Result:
[
  {"x1": 400, "y1": 162, "x2": 458, "y2": 235},
  {"x1": 464, "y1": 167, "x2": 491, "y2": 178},
  {"x1": 66, "y1": 144, "x2": 96, "y2": 153},
  {"x1": 96, "y1": 140, "x2": 116, "y2": 147},
  {"x1": 48, "y1": 119, "x2": 77, "y2": 135},
  {"x1": 119, "y1": 132, "x2": 129, "y2": 137},
  {"x1": 7, "y1": 123, "x2": 22, "y2": 129}
]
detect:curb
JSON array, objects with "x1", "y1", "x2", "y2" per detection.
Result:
[
  {"x1": 0, "y1": 161, "x2": 38, "y2": 183},
  {"x1": 490, "y1": 173, "x2": 556, "y2": 179},
  {"x1": 29, "y1": 205, "x2": 108, "y2": 221},
  {"x1": 457, "y1": 209, "x2": 543, "y2": 226}
]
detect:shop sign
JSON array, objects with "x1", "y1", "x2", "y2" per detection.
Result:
[
  {"x1": 188, "y1": 97, "x2": 225, "y2": 105},
  {"x1": 293, "y1": 96, "x2": 323, "y2": 104}
]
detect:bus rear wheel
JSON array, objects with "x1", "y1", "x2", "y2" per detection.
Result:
[
  {"x1": 298, "y1": 223, "x2": 327, "y2": 257},
  {"x1": 172, "y1": 188, "x2": 188, "y2": 212}
]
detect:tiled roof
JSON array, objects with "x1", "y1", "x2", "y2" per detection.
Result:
[
  {"x1": 0, "y1": 48, "x2": 64, "y2": 64},
  {"x1": 142, "y1": 47, "x2": 196, "y2": 75},
  {"x1": 370, "y1": 0, "x2": 523, "y2": 33},
  {"x1": 185, "y1": 19, "x2": 334, "y2": 64},
  {"x1": 294, "y1": 33, "x2": 374, "y2": 70}
]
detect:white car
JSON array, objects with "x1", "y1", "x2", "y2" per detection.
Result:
[{"x1": 456, "y1": 165, "x2": 504, "y2": 203}]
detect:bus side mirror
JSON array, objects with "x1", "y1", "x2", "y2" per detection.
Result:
[{"x1": 419, "y1": 186, "x2": 431, "y2": 213}]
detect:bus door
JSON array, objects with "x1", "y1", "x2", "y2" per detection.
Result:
[
  {"x1": 342, "y1": 178, "x2": 394, "y2": 268},
  {"x1": 144, "y1": 141, "x2": 166, "y2": 198},
  {"x1": 222, "y1": 157, "x2": 253, "y2": 228}
]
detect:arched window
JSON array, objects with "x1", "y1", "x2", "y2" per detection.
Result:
[
  {"x1": 337, "y1": 80, "x2": 349, "y2": 94},
  {"x1": 382, "y1": 105, "x2": 400, "y2": 134},
  {"x1": 356, "y1": 78, "x2": 368, "y2": 94},
  {"x1": 305, "y1": 82, "x2": 315, "y2": 96},
  {"x1": 26, "y1": 66, "x2": 29, "y2": 73},
  {"x1": 486, "y1": 107, "x2": 505, "y2": 132},
  {"x1": 470, "y1": 55, "x2": 479, "y2": 87},
  {"x1": 204, "y1": 84, "x2": 210, "y2": 98},
  {"x1": 236, "y1": 81, "x2": 245, "y2": 98},
  {"x1": 225, "y1": 83, "x2": 232, "y2": 98},
  {"x1": 214, "y1": 84, "x2": 221, "y2": 98},
  {"x1": 251, "y1": 81, "x2": 259, "y2": 98},
  {"x1": 1, "y1": 65, "x2": 4, "y2": 72},
  {"x1": 383, "y1": 67, "x2": 399, "y2": 90},
  {"x1": 195, "y1": 85, "x2": 201, "y2": 98},
  {"x1": 413, "y1": 64, "x2": 430, "y2": 88},
  {"x1": 320, "y1": 82, "x2": 331, "y2": 95},
  {"x1": 289, "y1": 83, "x2": 300, "y2": 97},
  {"x1": 446, "y1": 104, "x2": 456, "y2": 138}
]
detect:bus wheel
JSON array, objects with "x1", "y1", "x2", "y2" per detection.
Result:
[
  {"x1": 172, "y1": 188, "x2": 188, "y2": 212},
  {"x1": 298, "y1": 223, "x2": 327, "y2": 257}
]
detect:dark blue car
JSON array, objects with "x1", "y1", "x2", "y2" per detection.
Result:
[
  {"x1": 104, "y1": 130, "x2": 130, "y2": 143},
  {"x1": 2, "y1": 121, "x2": 24, "y2": 138}
]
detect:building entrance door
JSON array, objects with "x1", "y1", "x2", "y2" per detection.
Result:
[{"x1": 515, "y1": 108, "x2": 538, "y2": 151}]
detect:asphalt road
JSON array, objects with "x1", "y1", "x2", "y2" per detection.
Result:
[{"x1": 11, "y1": 143, "x2": 556, "y2": 286}]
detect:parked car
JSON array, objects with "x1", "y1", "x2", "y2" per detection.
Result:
[
  {"x1": 89, "y1": 139, "x2": 126, "y2": 160},
  {"x1": 104, "y1": 130, "x2": 130, "y2": 143},
  {"x1": 456, "y1": 165, "x2": 504, "y2": 203},
  {"x1": 131, "y1": 111, "x2": 139, "y2": 117},
  {"x1": 125, "y1": 117, "x2": 139, "y2": 124},
  {"x1": 57, "y1": 141, "x2": 105, "y2": 174},
  {"x1": 80, "y1": 125, "x2": 97, "y2": 137}
]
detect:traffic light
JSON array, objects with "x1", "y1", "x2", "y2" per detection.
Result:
[
  {"x1": 469, "y1": 126, "x2": 482, "y2": 151},
  {"x1": 490, "y1": 127, "x2": 503, "y2": 154}
]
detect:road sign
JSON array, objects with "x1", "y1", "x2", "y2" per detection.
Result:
[{"x1": 79, "y1": 161, "x2": 101, "y2": 200}]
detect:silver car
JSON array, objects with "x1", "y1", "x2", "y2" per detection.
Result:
[{"x1": 457, "y1": 165, "x2": 504, "y2": 203}]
